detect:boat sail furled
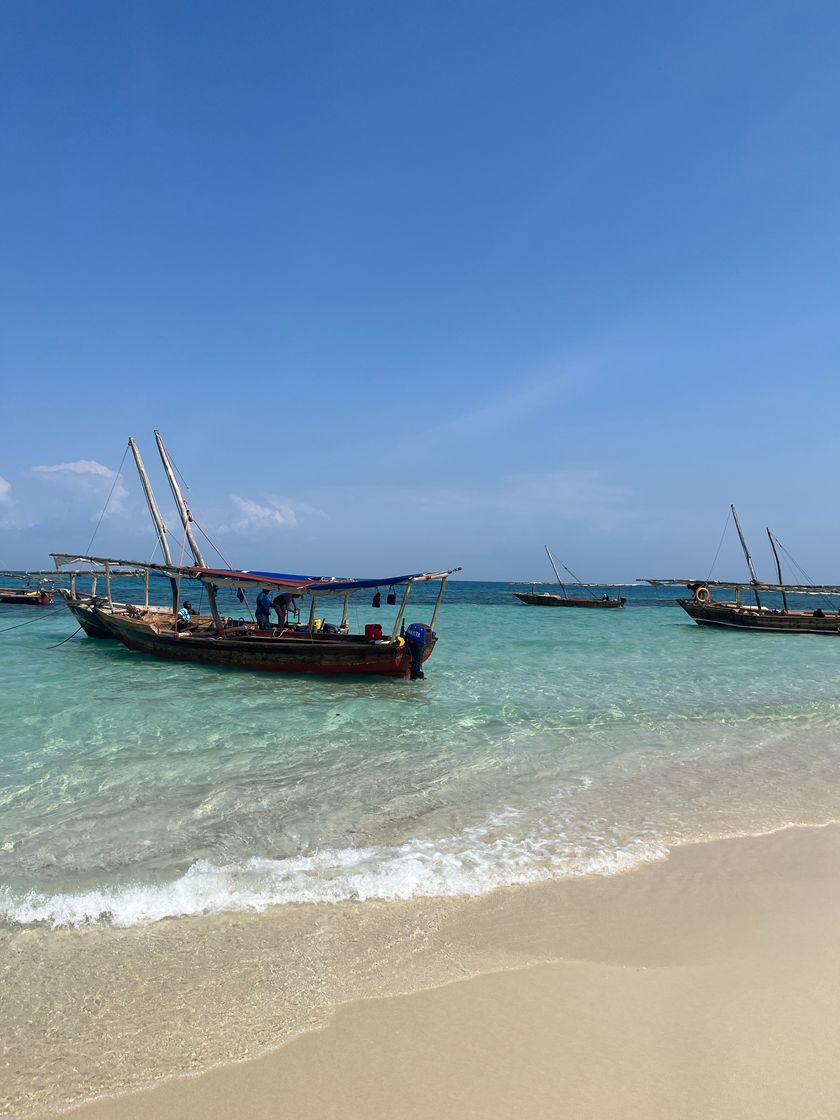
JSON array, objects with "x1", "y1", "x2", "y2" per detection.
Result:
[{"x1": 514, "y1": 546, "x2": 625, "y2": 608}]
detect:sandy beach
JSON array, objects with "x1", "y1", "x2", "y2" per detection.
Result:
[{"x1": 19, "y1": 823, "x2": 839, "y2": 1120}]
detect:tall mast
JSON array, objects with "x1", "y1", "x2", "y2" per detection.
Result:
[
  {"x1": 154, "y1": 431, "x2": 222, "y2": 629},
  {"x1": 731, "y1": 504, "x2": 762, "y2": 610},
  {"x1": 545, "y1": 546, "x2": 569, "y2": 598},
  {"x1": 128, "y1": 437, "x2": 173, "y2": 565},
  {"x1": 766, "y1": 529, "x2": 789, "y2": 613},
  {"x1": 154, "y1": 430, "x2": 206, "y2": 567}
]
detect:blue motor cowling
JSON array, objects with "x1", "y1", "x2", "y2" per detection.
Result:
[
  {"x1": 405, "y1": 622, "x2": 431, "y2": 646},
  {"x1": 404, "y1": 623, "x2": 433, "y2": 680}
]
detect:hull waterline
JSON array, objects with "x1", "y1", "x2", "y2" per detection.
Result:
[
  {"x1": 679, "y1": 598, "x2": 840, "y2": 634},
  {"x1": 514, "y1": 592, "x2": 625, "y2": 608}
]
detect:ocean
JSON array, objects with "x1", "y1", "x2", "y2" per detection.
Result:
[
  {"x1": 4, "y1": 579, "x2": 840, "y2": 929},
  {"x1": 7, "y1": 577, "x2": 840, "y2": 1114}
]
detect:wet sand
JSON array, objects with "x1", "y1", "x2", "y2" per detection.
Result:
[{"x1": 20, "y1": 824, "x2": 840, "y2": 1119}]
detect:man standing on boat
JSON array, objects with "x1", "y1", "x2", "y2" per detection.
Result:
[{"x1": 255, "y1": 588, "x2": 272, "y2": 630}]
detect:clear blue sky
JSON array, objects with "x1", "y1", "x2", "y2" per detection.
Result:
[{"x1": 2, "y1": 1, "x2": 839, "y2": 581}]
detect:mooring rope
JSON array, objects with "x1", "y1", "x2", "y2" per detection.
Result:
[
  {"x1": 0, "y1": 614, "x2": 49, "y2": 635},
  {"x1": 46, "y1": 626, "x2": 83, "y2": 649}
]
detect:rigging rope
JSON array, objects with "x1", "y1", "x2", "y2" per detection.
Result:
[
  {"x1": 84, "y1": 444, "x2": 129, "y2": 555},
  {"x1": 174, "y1": 521, "x2": 190, "y2": 627},
  {"x1": 707, "y1": 507, "x2": 732, "y2": 580}
]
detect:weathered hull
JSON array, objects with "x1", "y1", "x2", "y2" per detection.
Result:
[
  {"x1": 0, "y1": 587, "x2": 53, "y2": 605},
  {"x1": 97, "y1": 611, "x2": 436, "y2": 677},
  {"x1": 679, "y1": 599, "x2": 840, "y2": 634},
  {"x1": 514, "y1": 593, "x2": 625, "y2": 608},
  {"x1": 59, "y1": 593, "x2": 115, "y2": 639}
]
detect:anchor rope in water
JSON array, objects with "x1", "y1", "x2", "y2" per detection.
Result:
[
  {"x1": 0, "y1": 614, "x2": 50, "y2": 635},
  {"x1": 46, "y1": 626, "x2": 83, "y2": 649}
]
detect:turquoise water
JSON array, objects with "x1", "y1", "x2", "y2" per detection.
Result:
[{"x1": 4, "y1": 581, "x2": 840, "y2": 928}]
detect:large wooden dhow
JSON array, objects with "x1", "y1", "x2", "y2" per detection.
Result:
[
  {"x1": 641, "y1": 505, "x2": 840, "y2": 634},
  {"x1": 77, "y1": 562, "x2": 459, "y2": 678},
  {"x1": 514, "y1": 546, "x2": 625, "y2": 608}
]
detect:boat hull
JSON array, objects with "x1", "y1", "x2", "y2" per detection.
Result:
[
  {"x1": 679, "y1": 599, "x2": 840, "y2": 634},
  {"x1": 96, "y1": 611, "x2": 437, "y2": 677},
  {"x1": 514, "y1": 592, "x2": 625, "y2": 608},
  {"x1": 58, "y1": 591, "x2": 179, "y2": 639},
  {"x1": 0, "y1": 587, "x2": 53, "y2": 606}
]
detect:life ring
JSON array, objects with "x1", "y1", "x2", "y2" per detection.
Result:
[{"x1": 694, "y1": 586, "x2": 711, "y2": 603}]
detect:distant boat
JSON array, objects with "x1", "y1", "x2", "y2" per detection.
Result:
[
  {"x1": 0, "y1": 576, "x2": 53, "y2": 606},
  {"x1": 513, "y1": 547, "x2": 625, "y2": 609},
  {"x1": 640, "y1": 505, "x2": 840, "y2": 634}
]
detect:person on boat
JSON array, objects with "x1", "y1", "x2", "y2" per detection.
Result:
[
  {"x1": 272, "y1": 592, "x2": 295, "y2": 626},
  {"x1": 255, "y1": 588, "x2": 273, "y2": 630},
  {"x1": 175, "y1": 600, "x2": 194, "y2": 631},
  {"x1": 601, "y1": 593, "x2": 610, "y2": 602}
]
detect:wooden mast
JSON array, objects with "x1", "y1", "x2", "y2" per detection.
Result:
[
  {"x1": 766, "y1": 529, "x2": 789, "y2": 613},
  {"x1": 129, "y1": 437, "x2": 173, "y2": 565},
  {"x1": 544, "y1": 546, "x2": 569, "y2": 599},
  {"x1": 154, "y1": 430, "x2": 222, "y2": 629},
  {"x1": 129, "y1": 436, "x2": 178, "y2": 613},
  {"x1": 731, "y1": 504, "x2": 762, "y2": 610},
  {"x1": 154, "y1": 431, "x2": 206, "y2": 567}
]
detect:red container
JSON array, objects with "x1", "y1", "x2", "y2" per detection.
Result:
[{"x1": 364, "y1": 623, "x2": 383, "y2": 641}]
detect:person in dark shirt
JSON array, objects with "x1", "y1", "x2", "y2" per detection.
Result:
[{"x1": 272, "y1": 592, "x2": 295, "y2": 626}]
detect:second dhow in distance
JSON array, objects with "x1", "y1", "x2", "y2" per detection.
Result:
[
  {"x1": 640, "y1": 504, "x2": 840, "y2": 634},
  {"x1": 514, "y1": 546, "x2": 626, "y2": 609},
  {"x1": 54, "y1": 431, "x2": 460, "y2": 678}
]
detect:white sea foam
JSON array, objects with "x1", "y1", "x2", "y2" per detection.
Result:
[{"x1": 0, "y1": 822, "x2": 668, "y2": 929}]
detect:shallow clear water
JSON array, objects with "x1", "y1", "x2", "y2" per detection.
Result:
[{"x1": 3, "y1": 580, "x2": 840, "y2": 927}]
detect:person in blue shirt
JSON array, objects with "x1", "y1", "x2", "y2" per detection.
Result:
[
  {"x1": 255, "y1": 588, "x2": 272, "y2": 630},
  {"x1": 175, "y1": 600, "x2": 194, "y2": 631}
]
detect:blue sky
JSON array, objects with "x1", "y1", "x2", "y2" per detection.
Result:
[{"x1": 2, "y1": 1, "x2": 839, "y2": 581}]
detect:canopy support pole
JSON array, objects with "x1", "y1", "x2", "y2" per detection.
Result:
[
  {"x1": 105, "y1": 563, "x2": 112, "y2": 606},
  {"x1": 340, "y1": 593, "x2": 350, "y2": 633},
  {"x1": 144, "y1": 569, "x2": 150, "y2": 611},
  {"x1": 430, "y1": 576, "x2": 449, "y2": 631},
  {"x1": 308, "y1": 595, "x2": 317, "y2": 632},
  {"x1": 390, "y1": 584, "x2": 412, "y2": 639}
]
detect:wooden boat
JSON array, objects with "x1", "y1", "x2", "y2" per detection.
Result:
[
  {"x1": 53, "y1": 436, "x2": 197, "y2": 639},
  {"x1": 0, "y1": 578, "x2": 53, "y2": 606},
  {"x1": 514, "y1": 547, "x2": 625, "y2": 608},
  {"x1": 640, "y1": 505, "x2": 840, "y2": 634},
  {"x1": 83, "y1": 564, "x2": 458, "y2": 677}
]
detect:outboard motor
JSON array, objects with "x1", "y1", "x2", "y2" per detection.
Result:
[{"x1": 404, "y1": 622, "x2": 432, "y2": 680}]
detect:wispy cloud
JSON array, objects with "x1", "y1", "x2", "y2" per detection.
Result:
[
  {"x1": 32, "y1": 459, "x2": 128, "y2": 516},
  {"x1": 0, "y1": 475, "x2": 39, "y2": 531},
  {"x1": 222, "y1": 494, "x2": 328, "y2": 534}
]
